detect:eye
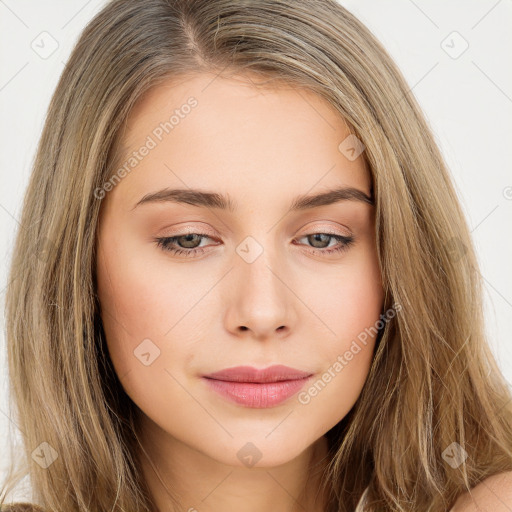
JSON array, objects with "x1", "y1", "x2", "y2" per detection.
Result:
[
  {"x1": 294, "y1": 233, "x2": 354, "y2": 255},
  {"x1": 154, "y1": 233, "x2": 215, "y2": 257},
  {"x1": 154, "y1": 231, "x2": 354, "y2": 258}
]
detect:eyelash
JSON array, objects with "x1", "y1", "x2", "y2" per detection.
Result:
[{"x1": 154, "y1": 231, "x2": 354, "y2": 258}]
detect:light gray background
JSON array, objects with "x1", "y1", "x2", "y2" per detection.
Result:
[{"x1": 1, "y1": 0, "x2": 511, "y2": 501}]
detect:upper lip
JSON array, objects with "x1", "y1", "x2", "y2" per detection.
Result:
[{"x1": 203, "y1": 365, "x2": 313, "y2": 383}]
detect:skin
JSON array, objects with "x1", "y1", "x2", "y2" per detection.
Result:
[
  {"x1": 96, "y1": 71, "x2": 385, "y2": 512},
  {"x1": 450, "y1": 471, "x2": 512, "y2": 511}
]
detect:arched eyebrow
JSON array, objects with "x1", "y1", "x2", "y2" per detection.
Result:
[{"x1": 131, "y1": 186, "x2": 374, "y2": 212}]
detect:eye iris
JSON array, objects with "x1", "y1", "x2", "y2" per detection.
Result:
[
  {"x1": 308, "y1": 233, "x2": 331, "y2": 248},
  {"x1": 178, "y1": 234, "x2": 202, "y2": 248}
]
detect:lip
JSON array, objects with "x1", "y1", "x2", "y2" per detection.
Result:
[
  {"x1": 202, "y1": 365, "x2": 313, "y2": 408},
  {"x1": 203, "y1": 364, "x2": 312, "y2": 383}
]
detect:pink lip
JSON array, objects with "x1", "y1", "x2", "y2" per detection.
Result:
[{"x1": 202, "y1": 365, "x2": 313, "y2": 408}]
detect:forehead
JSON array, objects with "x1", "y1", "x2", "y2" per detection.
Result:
[
  {"x1": 124, "y1": 70, "x2": 340, "y2": 132},
  {"x1": 108, "y1": 72, "x2": 371, "y2": 211}
]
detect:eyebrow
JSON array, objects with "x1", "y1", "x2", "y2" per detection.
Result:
[{"x1": 131, "y1": 186, "x2": 374, "y2": 212}]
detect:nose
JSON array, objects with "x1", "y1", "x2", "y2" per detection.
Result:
[{"x1": 223, "y1": 244, "x2": 298, "y2": 340}]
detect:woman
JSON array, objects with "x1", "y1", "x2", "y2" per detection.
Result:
[{"x1": 1, "y1": 0, "x2": 512, "y2": 510}]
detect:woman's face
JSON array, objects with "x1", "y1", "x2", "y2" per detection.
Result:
[{"x1": 96, "y1": 72, "x2": 384, "y2": 468}]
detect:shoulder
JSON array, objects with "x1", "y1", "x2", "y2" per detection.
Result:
[{"x1": 450, "y1": 471, "x2": 512, "y2": 511}]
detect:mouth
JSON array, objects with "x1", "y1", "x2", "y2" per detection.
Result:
[{"x1": 202, "y1": 365, "x2": 313, "y2": 408}]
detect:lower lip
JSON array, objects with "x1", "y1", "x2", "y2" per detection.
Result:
[{"x1": 202, "y1": 376, "x2": 312, "y2": 408}]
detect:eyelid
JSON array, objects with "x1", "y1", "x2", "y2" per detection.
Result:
[
  {"x1": 159, "y1": 223, "x2": 218, "y2": 237},
  {"x1": 297, "y1": 222, "x2": 353, "y2": 237},
  {"x1": 159, "y1": 221, "x2": 352, "y2": 239}
]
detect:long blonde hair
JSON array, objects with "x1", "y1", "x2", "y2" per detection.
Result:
[{"x1": 2, "y1": 0, "x2": 512, "y2": 510}]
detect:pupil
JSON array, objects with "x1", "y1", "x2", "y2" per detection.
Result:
[
  {"x1": 310, "y1": 234, "x2": 329, "y2": 248},
  {"x1": 180, "y1": 234, "x2": 199, "y2": 248}
]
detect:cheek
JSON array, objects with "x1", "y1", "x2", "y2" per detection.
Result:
[
  {"x1": 296, "y1": 297, "x2": 383, "y2": 430},
  {"x1": 95, "y1": 230, "x2": 173, "y2": 377},
  {"x1": 306, "y1": 237, "x2": 383, "y2": 345},
  {"x1": 337, "y1": 251, "x2": 383, "y2": 355},
  {"x1": 95, "y1": 228, "x2": 209, "y2": 414},
  {"x1": 297, "y1": 245, "x2": 383, "y2": 414},
  {"x1": 339, "y1": 278, "x2": 383, "y2": 342}
]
